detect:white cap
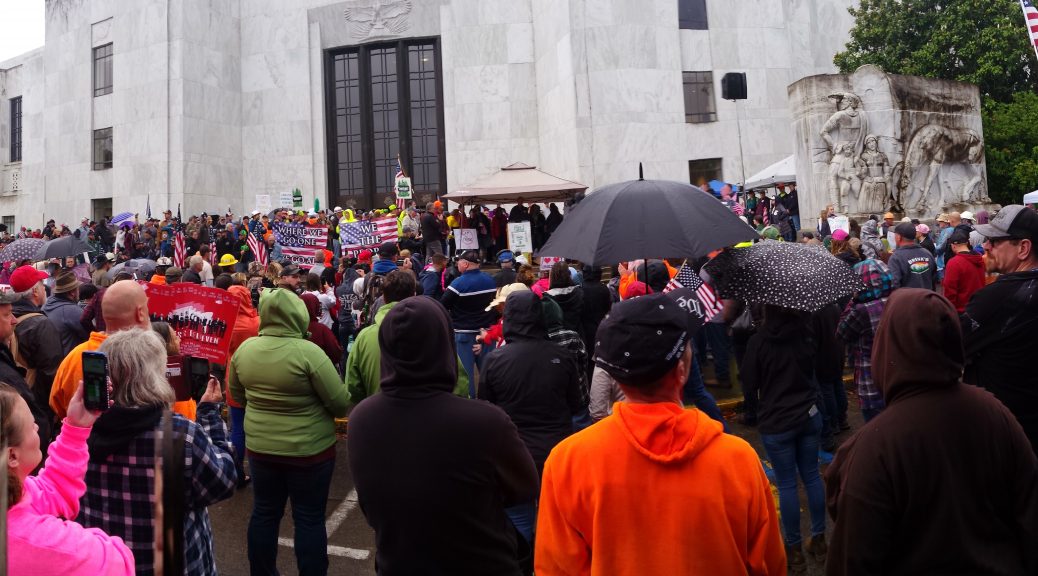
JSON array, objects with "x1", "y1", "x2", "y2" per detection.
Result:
[
  {"x1": 901, "y1": 216, "x2": 912, "y2": 222},
  {"x1": 251, "y1": 210, "x2": 261, "y2": 216},
  {"x1": 308, "y1": 211, "x2": 318, "y2": 217},
  {"x1": 104, "y1": 252, "x2": 115, "y2": 261},
  {"x1": 961, "y1": 211, "x2": 975, "y2": 221},
  {"x1": 156, "y1": 256, "x2": 173, "y2": 266},
  {"x1": 333, "y1": 206, "x2": 343, "y2": 212},
  {"x1": 515, "y1": 254, "x2": 529, "y2": 266}
]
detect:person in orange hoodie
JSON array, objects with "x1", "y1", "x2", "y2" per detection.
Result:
[
  {"x1": 536, "y1": 293, "x2": 785, "y2": 576},
  {"x1": 225, "y1": 284, "x2": 259, "y2": 487}
]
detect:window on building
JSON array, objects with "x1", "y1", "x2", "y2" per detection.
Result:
[
  {"x1": 93, "y1": 43, "x2": 113, "y2": 97},
  {"x1": 678, "y1": 0, "x2": 708, "y2": 30},
  {"x1": 93, "y1": 128, "x2": 112, "y2": 170},
  {"x1": 2, "y1": 216, "x2": 14, "y2": 232},
  {"x1": 689, "y1": 158, "x2": 723, "y2": 189},
  {"x1": 326, "y1": 39, "x2": 445, "y2": 209},
  {"x1": 9, "y1": 97, "x2": 22, "y2": 162},
  {"x1": 683, "y1": 71, "x2": 716, "y2": 123}
]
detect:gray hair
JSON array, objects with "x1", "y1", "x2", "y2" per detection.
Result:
[
  {"x1": 99, "y1": 328, "x2": 175, "y2": 408},
  {"x1": 189, "y1": 255, "x2": 203, "y2": 267}
]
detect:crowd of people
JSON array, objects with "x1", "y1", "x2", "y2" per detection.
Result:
[{"x1": 3, "y1": 192, "x2": 1038, "y2": 576}]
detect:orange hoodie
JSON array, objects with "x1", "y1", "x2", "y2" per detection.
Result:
[{"x1": 536, "y1": 402, "x2": 785, "y2": 575}]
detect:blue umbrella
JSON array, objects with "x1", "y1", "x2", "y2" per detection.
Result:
[
  {"x1": 707, "y1": 180, "x2": 726, "y2": 193},
  {"x1": 110, "y1": 212, "x2": 134, "y2": 225}
]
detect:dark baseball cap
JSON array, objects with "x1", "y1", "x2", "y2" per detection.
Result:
[
  {"x1": 593, "y1": 293, "x2": 689, "y2": 384},
  {"x1": 975, "y1": 205, "x2": 1038, "y2": 242},
  {"x1": 458, "y1": 250, "x2": 480, "y2": 264},
  {"x1": 378, "y1": 241, "x2": 399, "y2": 258},
  {"x1": 280, "y1": 264, "x2": 302, "y2": 277},
  {"x1": 894, "y1": 222, "x2": 918, "y2": 239},
  {"x1": 948, "y1": 229, "x2": 971, "y2": 245}
]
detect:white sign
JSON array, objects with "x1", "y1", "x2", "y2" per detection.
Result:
[
  {"x1": 395, "y1": 176, "x2": 412, "y2": 200},
  {"x1": 827, "y1": 215, "x2": 850, "y2": 234},
  {"x1": 507, "y1": 222, "x2": 532, "y2": 254},
  {"x1": 540, "y1": 256, "x2": 562, "y2": 271},
  {"x1": 255, "y1": 194, "x2": 272, "y2": 213},
  {"x1": 457, "y1": 228, "x2": 479, "y2": 250},
  {"x1": 278, "y1": 191, "x2": 294, "y2": 208}
]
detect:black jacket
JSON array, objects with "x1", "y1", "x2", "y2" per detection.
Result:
[
  {"x1": 215, "y1": 236, "x2": 236, "y2": 259},
  {"x1": 0, "y1": 344, "x2": 52, "y2": 453},
  {"x1": 811, "y1": 303, "x2": 844, "y2": 382},
  {"x1": 478, "y1": 292, "x2": 581, "y2": 473},
  {"x1": 544, "y1": 285, "x2": 583, "y2": 338},
  {"x1": 182, "y1": 268, "x2": 203, "y2": 284},
  {"x1": 963, "y1": 270, "x2": 1038, "y2": 453},
  {"x1": 12, "y1": 298, "x2": 63, "y2": 419},
  {"x1": 579, "y1": 280, "x2": 612, "y2": 354},
  {"x1": 347, "y1": 297, "x2": 538, "y2": 576},
  {"x1": 740, "y1": 310, "x2": 818, "y2": 435},
  {"x1": 420, "y1": 212, "x2": 443, "y2": 243}
]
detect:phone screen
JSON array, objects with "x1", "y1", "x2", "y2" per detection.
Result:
[
  {"x1": 188, "y1": 357, "x2": 210, "y2": 402},
  {"x1": 82, "y1": 351, "x2": 109, "y2": 412}
]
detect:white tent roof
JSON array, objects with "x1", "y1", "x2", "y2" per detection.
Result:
[
  {"x1": 442, "y1": 162, "x2": 587, "y2": 205},
  {"x1": 1023, "y1": 190, "x2": 1038, "y2": 204},
  {"x1": 743, "y1": 155, "x2": 796, "y2": 190}
]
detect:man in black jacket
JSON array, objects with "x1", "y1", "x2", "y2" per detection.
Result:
[
  {"x1": 9, "y1": 265, "x2": 64, "y2": 427},
  {"x1": 348, "y1": 296, "x2": 539, "y2": 576},
  {"x1": 964, "y1": 205, "x2": 1038, "y2": 454}
]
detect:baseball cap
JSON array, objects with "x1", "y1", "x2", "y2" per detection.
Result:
[
  {"x1": 916, "y1": 223, "x2": 930, "y2": 236},
  {"x1": 251, "y1": 210, "x2": 261, "y2": 216},
  {"x1": 895, "y1": 222, "x2": 918, "y2": 239},
  {"x1": 497, "y1": 250, "x2": 515, "y2": 263},
  {"x1": 280, "y1": 264, "x2": 302, "y2": 277},
  {"x1": 357, "y1": 249, "x2": 373, "y2": 262},
  {"x1": 164, "y1": 266, "x2": 183, "y2": 282},
  {"x1": 156, "y1": 256, "x2": 173, "y2": 266},
  {"x1": 458, "y1": 250, "x2": 480, "y2": 264},
  {"x1": 831, "y1": 229, "x2": 849, "y2": 241},
  {"x1": 960, "y1": 211, "x2": 975, "y2": 221},
  {"x1": 594, "y1": 294, "x2": 689, "y2": 383},
  {"x1": 378, "y1": 241, "x2": 399, "y2": 258},
  {"x1": 975, "y1": 205, "x2": 1038, "y2": 242},
  {"x1": 9, "y1": 265, "x2": 49, "y2": 292},
  {"x1": 948, "y1": 229, "x2": 971, "y2": 245},
  {"x1": 333, "y1": 206, "x2": 343, "y2": 212}
]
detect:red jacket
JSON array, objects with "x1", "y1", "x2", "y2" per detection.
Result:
[{"x1": 943, "y1": 251, "x2": 985, "y2": 313}]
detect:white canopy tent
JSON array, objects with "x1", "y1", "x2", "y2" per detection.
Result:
[
  {"x1": 1023, "y1": 190, "x2": 1038, "y2": 204},
  {"x1": 743, "y1": 155, "x2": 796, "y2": 190}
]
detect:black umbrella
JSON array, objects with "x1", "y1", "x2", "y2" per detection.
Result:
[
  {"x1": 538, "y1": 170, "x2": 758, "y2": 265},
  {"x1": 0, "y1": 238, "x2": 46, "y2": 263},
  {"x1": 703, "y1": 240, "x2": 864, "y2": 312},
  {"x1": 107, "y1": 258, "x2": 158, "y2": 281},
  {"x1": 34, "y1": 236, "x2": 93, "y2": 260}
]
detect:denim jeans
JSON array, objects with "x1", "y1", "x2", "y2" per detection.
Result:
[
  {"x1": 229, "y1": 406, "x2": 246, "y2": 477},
  {"x1": 506, "y1": 501, "x2": 538, "y2": 544},
  {"x1": 816, "y1": 374, "x2": 847, "y2": 446},
  {"x1": 791, "y1": 214, "x2": 801, "y2": 232},
  {"x1": 455, "y1": 331, "x2": 487, "y2": 398},
  {"x1": 694, "y1": 322, "x2": 731, "y2": 383},
  {"x1": 683, "y1": 355, "x2": 729, "y2": 433},
  {"x1": 248, "y1": 456, "x2": 335, "y2": 576},
  {"x1": 760, "y1": 411, "x2": 826, "y2": 546}
]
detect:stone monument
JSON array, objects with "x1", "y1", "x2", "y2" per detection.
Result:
[{"x1": 789, "y1": 65, "x2": 997, "y2": 221}]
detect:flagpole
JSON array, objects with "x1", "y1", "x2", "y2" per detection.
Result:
[{"x1": 1022, "y1": 0, "x2": 1038, "y2": 63}]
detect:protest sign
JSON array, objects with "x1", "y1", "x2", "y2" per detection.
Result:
[
  {"x1": 255, "y1": 194, "x2": 271, "y2": 213},
  {"x1": 540, "y1": 256, "x2": 562, "y2": 271},
  {"x1": 507, "y1": 222, "x2": 532, "y2": 253},
  {"x1": 395, "y1": 176, "x2": 412, "y2": 200},
  {"x1": 279, "y1": 191, "x2": 293, "y2": 208},
  {"x1": 272, "y1": 222, "x2": 330, "y2": 268},
  {"x1": 457, "y1": 228, "x2": 479, "y2": 250},
  {"x1": 827, "y1": 215, "x2": 850, "y2": 234},
  {"x1": 340, "y1": 216, "x2": 398, "y2": 256},
  {"x1": 142, "y1": 283, "x2": 239, "y2": 365}
]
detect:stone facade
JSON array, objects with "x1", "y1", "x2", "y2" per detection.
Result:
[
  {"x1": 790, "y1": 64, "x2": 995, "y2": 221},
  {"x1": 0, "y1": 0, "x2": 855, "y2": 230}
]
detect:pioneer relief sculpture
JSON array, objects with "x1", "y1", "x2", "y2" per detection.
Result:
[
  {"x1": 897, "y1": 124, "x2": 990, "y2": 212},
  {"x1": 344, "y1": 0, "x2": 413, "y2": 40},
  {"x1": 820, "y1": 92, "x2": 868, "y2": 160},
  {"x1": 827, "y1": 143, "x2": 862, "y2": 214},
  {"x1": 857, "y1": 134, "x2": 891, "y2": 213}
]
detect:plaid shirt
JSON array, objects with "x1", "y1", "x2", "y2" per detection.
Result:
[
  {"x1": 549, "y1": 328, "x2": 589, "y2": 407},
  {"x1": 837, "y1": 299, "x2": 887, "y2": 411},
  {"x1": 79, "y1": 403, "x2": 237, "y2": 576}
]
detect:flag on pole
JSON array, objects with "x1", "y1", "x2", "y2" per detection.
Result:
[
  {"x1": 208, "y1": 241, "x2": 217, "y2": 266},
  {"x1": 173, "y1": 231, "x2": 186, "y2": 268},
  {"x1": 146, "y1": 196, "x2": 152, "y2": 220},
  {"x1": 395, "y1": 155, "x2": 406, "y2": 180},
  {"x1": 1021, "y1": 0, "x2": 1038, "y2": 61},
  {"x1": 663, "y1": 263, "x2": 724, "y2": 321},
  {"x1": 247, "y1": 232, "x2": 267, "y2": 267}
]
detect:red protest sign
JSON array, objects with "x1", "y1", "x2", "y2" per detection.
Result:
[{"x1": 142, "y1": 283, "x2": 240, "y2": 365}]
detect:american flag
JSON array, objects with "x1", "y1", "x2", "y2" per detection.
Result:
[
  {"x1": 395, "y1": 156, "x2": 405, "y2": 181},
  {"x1": 272, "y1": 222, "x2": 329, "y2": 268},
  {"x1": 340, "y1": 216, "x2": 398, "y2": 256},
  {"x1": 663, "y1": 263, "x2": 723, "y2": 321},
  {"x1": 246, "y1": 232, "x2": 267, "y2": 266},
  {"x1": 1022, "y1": 0, "x2": 1038, "y2": 60},
  {"x1": 173, "y1": 231, "x2": 186, "y2": 268},
  {"x1": 208, "y1": 241, "x2": 217, "y2": 266}
]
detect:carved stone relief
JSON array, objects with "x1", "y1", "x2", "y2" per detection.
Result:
[{"x1": 343, "y1": 0, "x2": 413, "y2": 41}]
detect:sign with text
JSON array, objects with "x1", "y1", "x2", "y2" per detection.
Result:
[
  {"x1": 457, "y1": 228, "x2": 479, "y2": 250},
  {"x1": 142, "y1": 283, "x2": 240, "y2": 365},
  {"x1": 279, "y1": 191, "x2": 294, "y2": 208},
  {"x1": 395, "y1": 176, "x2": 412, "y2": 200},
  {"x1": 827, "y1": 215, "x2": 850, "y2": 234},
  {"x1": 255, "y1": 194, "x2": 272, "y2": 213},
  {"x1": 540, "y1": 256, "x2": 562, "y2": 271},
  {"x1": 507, "y1": 222, "x2": 532, "y2": 253},
  {"x1": 272, "y1": 222, "x2": 330, "y2": 268},
  {"x1": 340, "y1": 217, "x2": 398, "y2": 256}
]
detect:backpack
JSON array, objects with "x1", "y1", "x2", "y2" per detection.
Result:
[
  {"x1": 357, "y1": 273, "x2": 387, "y2": 328},
  {"x1": 10, "y1": 313, "x2": 42, "y2": 388}
]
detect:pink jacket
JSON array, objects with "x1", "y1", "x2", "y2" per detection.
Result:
[{"x1": 8, "y1": 420, "x2": 134, "y2": 576}]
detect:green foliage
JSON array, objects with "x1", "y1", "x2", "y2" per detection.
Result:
[
  {"x1": 834, "y1": 0, "x2": 1037, "y2": 101},
  {"x1": 982, "y1": 92, "x2": 1038, "y2": 204}
]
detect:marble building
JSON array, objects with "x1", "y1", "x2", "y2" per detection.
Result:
[{"x1": 0, "y1": 0, "x2": 855, "y2": 229}]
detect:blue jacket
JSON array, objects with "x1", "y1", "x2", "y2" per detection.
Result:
[
  {"x1": 372, "y1": 259, "x2": 398, "y2": 275},
  {"x1": 440, "y1": 270, "x2": 497, "y2": 332},
  {"x1": 419, "y1": 267, "x2": 444, "y2": 300}
]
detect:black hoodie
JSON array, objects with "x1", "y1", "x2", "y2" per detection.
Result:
[
  {"x1": 739, "y1": 307, "x2": 818, "y2": 435},
  {"x1": 347, "y1": 296, "x2": 539, "y2": 576},
  {"x1": 478, "y1": 291, "x2": 582, "y2": 473}
]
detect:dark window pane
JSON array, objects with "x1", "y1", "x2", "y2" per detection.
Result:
[
  {"x1": 93, "y1": 127, "x2": 112, "y2": 170},
  {"x1": 93, "y1": 43, "x2": 113, "y2": 97},
  {"x1": 688, "y1": 158, "x2": 723, "y2": 189},
  {"x1": 10, "y1": 97, "x2": 22, "y2": 162},
  {"x1": 683, "y1": 71, "x2": 716, "y2": 123},
  {"x1": 678, "y1": 0, "x2": 708, "y2": 30}
]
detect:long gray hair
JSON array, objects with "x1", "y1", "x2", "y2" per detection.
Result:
[{"x1": 99, "y1": 328, "x2": 175, "y2": 407}]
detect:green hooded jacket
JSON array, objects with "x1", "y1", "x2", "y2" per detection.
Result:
[
  {"x1": 346, "y1": 300, "x2": 470, "y2": 405},
  {"x1": 228, "y1": 288, "x2": 348, "y2": 457}
]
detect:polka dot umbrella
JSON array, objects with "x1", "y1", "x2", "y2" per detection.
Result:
[{"x1": 704, "y1": 240, "x2": 865, "y2": 312}]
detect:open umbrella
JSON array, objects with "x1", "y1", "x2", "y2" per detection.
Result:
[
  {"x1": 106, "y1": 258, "x2": 158, "y2": 281},
  {"x1": 110, "y1": 212, "x2": 134, "y2": 226},
  {"x1": 35, "y1": 236, "x2": 93, "y2": 260},
  {"x1": 703, "y1": 240, "x2": 864, "y2": 312},
  {"x1": 0, "y1": 238, "x2": 46, "y2": 263},
  {"x1": 538, "y1": 170, "x2": 758, "y2": 265}
]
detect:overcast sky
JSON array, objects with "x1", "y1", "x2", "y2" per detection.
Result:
[{"x1": 0, "y1": 0, "x2": 45, "y2": 64}]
